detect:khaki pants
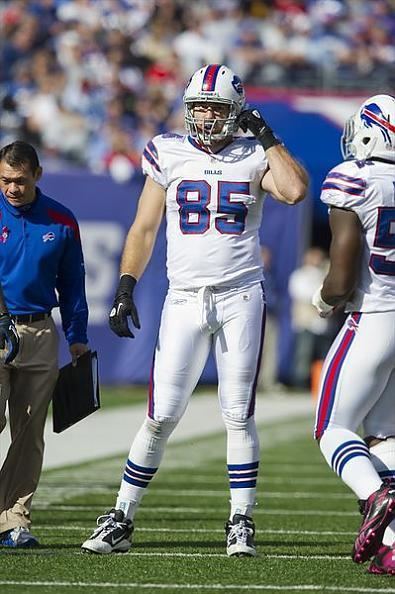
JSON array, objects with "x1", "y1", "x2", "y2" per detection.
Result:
[{"x1": 0, "y1": 316, "x2": 59, "y2": 533}]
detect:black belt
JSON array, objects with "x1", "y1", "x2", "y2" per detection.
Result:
[{"x1": 12, "y1": 312, "x2": 51, "y2": 324}]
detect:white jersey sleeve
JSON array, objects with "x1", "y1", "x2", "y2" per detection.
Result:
[
  {"x1": 320, "y1": 160, "x2": 395, "y2": 312},
  {"x1": 141, "y1": 134, "x2": 171, "y2": 189},
  {"x1": 321, "y1": 161, "x2": 368, "y2": 210},
  {"x1": 141, "y1": 134, "x2": 268, "y2": 289}
]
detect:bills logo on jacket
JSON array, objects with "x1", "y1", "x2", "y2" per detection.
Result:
[
  {"x1": 42, "y1": 232, "x2": 55, "y2": 242},
  {"x1": 0, "y1": 226, "x2": 9, "y2": 243}
]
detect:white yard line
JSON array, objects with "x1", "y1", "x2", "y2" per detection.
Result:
[
  {"x1": 35, "y1": 486, "x2": 353, "y2": 499},
  {"x1": 2, "y1": 582, "x2": 393, "y2": 593},
  {"x1": 34, "y1": 526, "x2": 356, "y2": 536},
  {"x1": 77, "y1": 488, "x2": 351, "y2": 499},
  {"x1": 32, "y1": 504, "x2": 358, "y2": 517},
  {"x1": 0, "y1": 553, "x2": 350, "y2": 560}
]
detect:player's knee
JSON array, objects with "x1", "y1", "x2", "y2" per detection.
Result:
[
  {"x1": 145, "y1": 415, "x2": 178, "y2": 439},
  {"x1": 222, "y1": 410, "x2": 252, "y2": 431}
]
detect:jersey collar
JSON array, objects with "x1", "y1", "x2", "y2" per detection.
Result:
[{"x1": 187, "y1": 135, "x2": 233, "y2": 155}]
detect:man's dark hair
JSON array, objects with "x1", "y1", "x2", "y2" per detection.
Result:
[{"x1": 0, "y1": 141, "x2": 40, "y2": 173}]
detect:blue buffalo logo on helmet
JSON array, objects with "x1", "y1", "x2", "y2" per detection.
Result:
[
  {"x1": 341, "y1": 94, "x2": 395, "y2": 161},
  {"x1": 361, "y1": 102, "x2": 393, "y2": 144}
]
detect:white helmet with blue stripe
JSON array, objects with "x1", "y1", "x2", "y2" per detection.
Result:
[
  {"x1": 183, "y1": 64, "x2": 246, "y2": 145},
  {"x1": 341, "y1": 94, "x2": 395, "y2": 162}
]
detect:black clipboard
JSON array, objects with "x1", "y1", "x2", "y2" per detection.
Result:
[{"x1": 52, "y1": 350, "x2": 100, "y2": 433}]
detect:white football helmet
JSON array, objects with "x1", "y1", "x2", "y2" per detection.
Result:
[
  {"x1": 341, "y1": 94, "x2": 395, "y2": 162},
  {"x1": 183, "y1": 64, "x2": 245, "y2": 146}
]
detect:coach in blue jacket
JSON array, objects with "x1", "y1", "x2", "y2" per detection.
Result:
[{"x1": 0, "y1": 141, "x2": 89, "y2": 547}]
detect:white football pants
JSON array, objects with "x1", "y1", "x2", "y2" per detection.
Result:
[
  {"x1": 117, "y1": 282, "x2": 266, "y2": 519},
  {"x1": 315, "y1": 311, "x2": 395, "y2": 440},
  {"x1": 150, "y1": 283, "x2": 266, "y2": 422}
]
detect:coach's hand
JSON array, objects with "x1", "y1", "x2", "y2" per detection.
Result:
[
  {"x1": 109, "y1": 274, "x2": 141, "y2": 338},
  {"x1": 0, "y1": 313, "x2": 19, "y2": 364},
  {"x1": 70, "y1": 342, "x2": 90, "y2": 366},
  {"x1": 238, "y1": 108, "x2": 280, "y2": 151}
]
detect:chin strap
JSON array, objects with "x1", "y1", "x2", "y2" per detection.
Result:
[{"x1": 370, "y1": 157, "x2": 395, "y2": 165}]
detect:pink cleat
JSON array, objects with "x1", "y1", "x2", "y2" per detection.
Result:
[
  {"x1": 352, "y1": 484, "x2": 395, "y2": 564},
  {"x1": 368, "y1": 544, "x2": 395, "y2": 575}
]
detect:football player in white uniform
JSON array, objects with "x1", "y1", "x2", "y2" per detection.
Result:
[
  {"x1": 312, "y1": 94, "x2": 395, "y2": 574},
  {"x1": 82, "y1": 64, "x2": 307, "y2": 557}
]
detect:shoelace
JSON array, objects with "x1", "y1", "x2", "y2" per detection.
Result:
[
  {"x1": 228, "y1": 522, "x2": 253, "y2": 545},
  {"x1": 95, "y1": 514, "x2": 120, "y2": 535},
  {"x1": 97, "y1": 513, "x2": 130, "y2": 532}
]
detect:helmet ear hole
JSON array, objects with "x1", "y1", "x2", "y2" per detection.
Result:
[{"x1": 362, "y1": 137, "x2": 370, "y2": 145}]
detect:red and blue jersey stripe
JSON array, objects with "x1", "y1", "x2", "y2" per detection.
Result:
[
  {"x1": 143, "y1": 139, "x2": 161, "y2": 172},
  {"x1": 322, "y1": 182, "x2": 365, "y2": 196},
  {"x1": 322, "y1": 171, "x2": 366, "y2": 197}
]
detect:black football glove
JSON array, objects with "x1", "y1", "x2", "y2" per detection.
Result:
[
  {"x1": 238, "y1": 108, "x2": 281, "y2": 151},
  {"x1": 109, "y1": 274, "x2": 141, "y2": 338},
  {"x1": 0, "y1": 313, "x2": 19, "y2": 364}
]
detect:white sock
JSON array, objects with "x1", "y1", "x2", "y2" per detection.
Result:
[
  {"x1": 230, "y1": 501, "x2": 255, "y2": 520},
  {"x1": 115, "y1": 417, "x2": 177, "y2": 521},
  {"x1": 225, "y1": 416, "x2": 260, "y2": 521},
  {"x1": 370, "y1": 439, "x2": 395, "y2": 546},
  {"x1": 115, "y1": 498, "x2": 140, "y2": 522},
  {"x1": 319, "y1": 428, "x2": 382, "y2": 500}
]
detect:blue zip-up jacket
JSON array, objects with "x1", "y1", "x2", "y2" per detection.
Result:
[{"x1": 0, "y1": 188, "x2": 88, "y2": 345}]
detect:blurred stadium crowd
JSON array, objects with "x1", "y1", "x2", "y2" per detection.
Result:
[{"x1": 1, "y1": 0, "x2": 394, "y2": 175}]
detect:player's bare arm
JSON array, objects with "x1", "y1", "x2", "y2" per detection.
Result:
[
  {"x1": 321, "y1": 206, "x2": 362, "y2": 306},
  {"x1": 120, "y1": 176, "x2": 166, "y2": 280},
  {"x1": 260, "y1": 144, "x2": 308, "y2": 204},
  {"x1": 108, "y1": 176, "x2": 165, "y2": 339}
]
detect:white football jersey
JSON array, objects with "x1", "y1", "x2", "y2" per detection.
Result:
[
  {"x1": 142, "y1": 134, "x2": 268, "y2": 289},
  {"x1": 320, "y1": 159, "x2": 395, "y2": 312}
]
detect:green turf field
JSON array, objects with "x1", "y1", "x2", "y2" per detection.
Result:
[{"x1": 1, "y1": 414, "x2": 394, "y2": 594}]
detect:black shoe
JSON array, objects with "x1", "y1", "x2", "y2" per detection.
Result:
[
  {"x1": 225, "y1": 514, "x2": 256, "y2": 557},
  {"x1": 81, "y1": 508, "x2": 133, "y2": 554}
]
